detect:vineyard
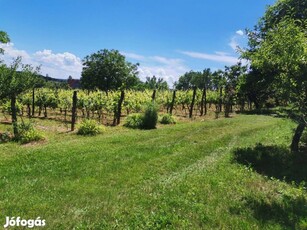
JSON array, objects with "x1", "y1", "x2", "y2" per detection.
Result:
[
  {"x1": 0, "y1": 87, "x2": 240, "y2": 126},
  {"x1": 0, "y1": 0, "x2": 306, "y2": 228}
]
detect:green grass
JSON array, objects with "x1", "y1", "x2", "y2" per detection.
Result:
[{"x1": 0, "y1": 115, "x2": 306, "y2": 229}]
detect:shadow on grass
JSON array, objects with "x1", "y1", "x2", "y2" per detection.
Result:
[
  {"x1": 235, "y1": 108, "x2": 289, "y2": 119},
  {"x1": 243, "y1": 193, "x2": 307, "y2": 229},
  {"x1": 233, "y1": 144, "x2": 307, "y2": 228},
  {"x1": 233, "y1": 143, "x2": 307, "y2": 184}
]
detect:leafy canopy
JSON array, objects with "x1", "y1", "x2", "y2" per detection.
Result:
[
  {"x1": 0, "y1": 57, "x2": 41, "y2": 99},
  {"x1": 0, "y1": 31, "x2": 10, "y2": 55},
  {"x1": 81, "y1": 49, "x2": 140, "y2": 91}
]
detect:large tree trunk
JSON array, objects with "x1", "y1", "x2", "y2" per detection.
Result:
[
  {"x1": 11, "y1": 94, "x2": 18, "y2": 137},
  {"x1": 290, "y1": 123, "x2": 305, "y2": 152}
]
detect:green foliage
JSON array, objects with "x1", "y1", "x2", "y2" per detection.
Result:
[
  {"x1": 0, "y1": 58, "x2": 40, "y2": 99},
  {"x1": 14, "y1": 121, "x2": 44, "y2": 144},
  {"x1": 0, "y1": 100, "x2": 23, "y2": 114},
  {"x1": 241, "y1": 0, "x2": 307, "y2": 151},
  {"x1": 81, "y1": 49, "x2": 139, "y2": 91},
  {"x1": 144, "y1": 75, "x2": 169, "y2": 90},
  {"x1": 142, "y1": 103, "x2": 158, "y2": 129},
  {"x1": 160, "y1": 113, "x2": 176, "y2": 124},
  {"x1": 124, "y1": 113, "x2": 144, "y2": 129},
  {"x1": 0, "y1": 31, "x2": 10, "y2": 54},
  {"x1": 124, "y1": 103, "x2": 158, "y2": 129},
  {"x1": 0, "y1": 131, "x2": 13, "y2": 143},
  {"x1": 176, "y1": 70, "x2": 212, "y2": 90},
  {"x1": 77, "y1": 119, "x2": 104, "y2": 136},
  {"x1": 257, "y1": 0, "x2": 306, "y2": 40}
]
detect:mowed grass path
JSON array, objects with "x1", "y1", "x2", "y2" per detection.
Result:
[{"x1": 0, "y1": 115, "x2": 306, "y2": 229}]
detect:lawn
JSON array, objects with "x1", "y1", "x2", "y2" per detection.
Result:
[{"x1": 0, "y1": 114, "x2": 306, "y2": 229}]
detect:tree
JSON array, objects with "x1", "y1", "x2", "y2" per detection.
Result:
[
  {"x1": 241, "y1": 0, "x2": 307, "y2": 152},
  {"x1": 0, "y1": 31, "x2": 10, "y2": 54},
  {"x1": 212, "y1": 70, "x2": 225, "y2": 112},
  {"x1": 246, "y1": 0, "x2": 306, "y2": 52},
  {"x1": 176, "y1": 69, "x2": 213, "y2": 116},
  {"x1": 224, "y1": 63, "x2": 247, "y2": 114},
  {"x1": 176, "y1": 71, "x2": 202, "y2": 90},
  {"x1": 196, "y1": 69, "x2": 212, "y2": 115},
  {"x1": 0, "y1": 57, "x2": 41, "y2": 136},
  {"x1": 144, "y1": 75, "x2": 168, "y2": 90},
  {"x1": 236, "y1": 67, "x2": 275, "y2": 110},
  {"x1": 80, "y1": 49, "x2": 140, "y2": 92},
  {"x1": 243, "y1": 18, "x2": 306, "y2": 152}
]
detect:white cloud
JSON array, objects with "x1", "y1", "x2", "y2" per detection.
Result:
[
  {"x1": 179, "y1": 50, "x2": 239, "y2": 64},
  {"x1": 236, "y1": 30, "x2": 244, "y2": 36},
  {"x1": 121, "y1": 51, "x2": 189, "y2": 86},
  {"x1": 120, "y1": 51, "x2": 145, "y2": 61},
  {"x1": 0, "y1": 43, "x2": 31, "y2": 62},
  {"x1": 0, "y1": 43, "x2": 82, "y2": 79},
  {"x1": 229, "y1": 30, "x2": 246, "y2": 51},
  {"x1": 150, "y1": 56, "x2": 183, "y2": 66},
  {"x1": 215, "y1": 51, "x2": 231, "y2": 56},
  {"x1": 0, "y1": 44, "x2": 188, "y2": 86},
  {"x1": 33, "y1": 49, "x2": 82, "y2": 78},
  {"x1": 229, "y1": 37, "x2": 239, "y2": 51},
  {"x1": 137, "y1": 56, "x2": 189, "y2": 86}
]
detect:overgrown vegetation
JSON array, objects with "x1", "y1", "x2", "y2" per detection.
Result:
[
  {"x1": 124, "y1": 103, "x2": 158, "y2": 129},
  {"x1": 160, "y1": 113, "x2": 176, "y2": 124},
  {"x1": 142, "y1": 103, "x2": 158, "y2": 129},
  {"x1": 77, "y1": 119, "x2": 104, "y2": 136},
  {"x1": 14, "y1": 121, "x2": 44, "y2": 144},
  {"x1": 0, "y1": 130, "x2": 12, "y2": 143},
  {"x1": 124, "y1": 113, "x2": 144, "y2": 129}
]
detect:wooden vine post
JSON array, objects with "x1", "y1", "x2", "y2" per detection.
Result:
[
  {"x1": 116, "y1": 90, "x2": 125, "y2": 125},
  {"x1": 200, "y1": 86, "x2": 207, "y2": 116},
  {"x1": 31, "y1": 88, "x2": 35, "y2": 117},
  {"x1": 71, "y1": 91, "x2": 77, "y2": 131},
  {"x1": 170, "y1": 90, "x2": 176, "y2": 115},
  {"x1": 189, "y1": 87, "x2": 197, "y2": 118},
  {"x1": 151, "y1": 89, "x2": 156, "y2": 101},
  {"x1": 219, "y1": 87, "x2": 223, "y2": 112}
]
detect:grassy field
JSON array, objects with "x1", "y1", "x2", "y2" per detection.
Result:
[{"x1": 0, "y1": 114, "x2": 306, "y2": 229}]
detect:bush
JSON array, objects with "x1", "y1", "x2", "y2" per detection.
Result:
[
  {"x1": 124, "y1": 113, "x2": 144, "y2": 129},
  {"x1": 124, "y1": 103, "x2": 158, "y2": 130},
  {"x1": 160, "y1": 114, "x2": 176, "y2": 125},
  {"x1": 77, "y1": 119, "x2": 104, "y2": 136},
  {"x1": 142, "y1": 103, "x2": 158, "y2": 129},
  {"x1": 0, "y1": 131, "x2": 13, "y2": 143},
  {"x1": 14, "y1": 122, "x2": 44, "y2": 144}
]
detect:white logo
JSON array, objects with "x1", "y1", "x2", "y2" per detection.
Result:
[{"x1": 3, "y1": 216, "x2": 46, "y2": 228}]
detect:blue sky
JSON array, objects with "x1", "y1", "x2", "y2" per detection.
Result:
[{"x1": 0, "y1": 0, "x2": 275, "y2": 85}]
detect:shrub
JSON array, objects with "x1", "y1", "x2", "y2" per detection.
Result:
[
  {"x1": 77, "y1": 119, "x2": 104, "y2": 136},
  {"x1": 124, "y1": 113, "x2": 144, "y2": 129},
  {"x1": 160, "y1": 114, "x2": 176, "y2": 125},
  {"x1": 0, "y1": 131, "x2": 13, "y2": 143},
  {"x1": 14, "y1": 122, "x2": 44, "y2": 144},
  {"x1": 142, "y1": 103, "x2": 158, "y2": 129}
]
